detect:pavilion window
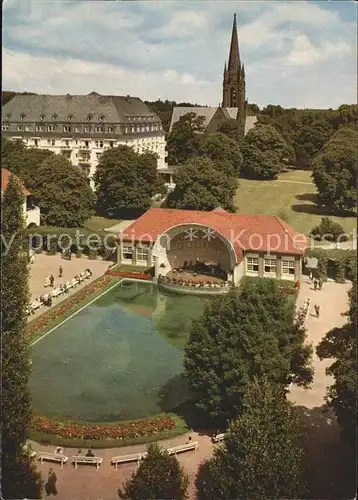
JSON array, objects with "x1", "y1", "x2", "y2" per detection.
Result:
[
  {"x1": 136, "y1": 246, "x2": 148, "y2": 263},
  {"x1": 282, "y1": 259, "x2": 295, "y2": 275},
  {"x1": 264, "y1": 259, "x2": 276, "y2": 274},
  {"x1": 122, "y1": 245, "x2": 133, "y2": 261},
  {"x1": 246, "y1": 257, "x2": 259, "y2": 273}
]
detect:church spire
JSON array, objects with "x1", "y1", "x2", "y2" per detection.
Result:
[{"x1": 228, "y1": 13, "x2": 240, "y2": 71}]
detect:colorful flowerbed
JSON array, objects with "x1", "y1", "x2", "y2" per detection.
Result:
[
  {"x1": 27, "y1": 276, "x2": 113, "y2": 336},
  {"x1": 32, "y1": 414, "x2": 176, "y2": 440},
  {"x1": 106, "y1": 270, "x2": 152, "y2": 280}
]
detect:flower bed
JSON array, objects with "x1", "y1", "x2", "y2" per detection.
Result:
[
  {"x1": 32, "y1": 414, "x2": 176, "y2": 440},
  {"x1": 106, "y1": 270, "x2": 152, "y2": 280},
  {"x1": 27, "y1": 276, "x2": 113, "y2": 336}
]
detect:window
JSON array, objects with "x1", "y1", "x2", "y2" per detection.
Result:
[
  {"x1": 84, "y1": 140, "x2": 89, "y2": 147},
  {"x1": 52, "y1": 113, "x2": 58, "y2": 120},
  {"x1": 20, "y1": 113, "x2": 26, "y2": 120},
  {"x1": 67, "y1": 114, "x2": 73, "y2": 121},
  {"x1": 48, "y1": 125, "x2": 56, "y2": 132},
  {"x1": 136, "y1": 246, "x2": 148, "y2": 262},
  {"x1": 65, "y1": 140, "x2": 70, "y2": 147},
  {"x1": 246, "y1": 257, "x2": 259, "y2": 273},
  {"x1": 75, "y1": 126, "x2": 80, "y2": 132},
  {"x1": 51, "y1": 140, "x2": 55, "y2": 146},
  {"x1": 25, "y1": 125, "x2": 30, "y2": 132},
  {"x1": 34, "y1": 139, "x2": 39, "y2": 146},
  {"x1": 95, "y1": 125, "x2": 104, "y2": 133},
  {"x1": 99, "y1": 115, "x2": 105, "y2": 121},
  {"x1": 96, "y1": 152, "x2": 102, "y2": 160},
  {"x1": 87, "y1": 114, "x2": 93, "y2": 121},
  {"x1": 84, "y1": 126, "x2": 89, "y2": 133},
  {"x1": 108, "y1": 126, "x2": 114, "y2": 133},
  {"x1": 40, "y1": 114, "x2": 45, "y2": 120},
  {"x1": 2, "y1": 125, "x2": 9, "y2": 131},
  {"x1": 282, "y1": 260, "x2": 295, "y2": 275},
  {"x1": 35, "y1": 125, "x2": 44, "y2": 132},
  {"x1": 122, "y1": 245, "x2": 133, "y2": 261},
  {"x1": 264, "y1": 259, "x2": 276, "y2": 274},
  {"x1": 17, "y1": 125, "x2": 23, "y2": 131},
  {"x1": 63, "y1": 125, "x2": 72, "y2": 133},
  {"x1": 95, "y1": 140, "x2": 104, "y2": 148}
]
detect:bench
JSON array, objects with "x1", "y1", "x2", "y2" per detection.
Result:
[
  {"x1": 212, "y1": 433, "x2": 226, "y2": 443},
  {"x1": 166, "y1": 441, "x2": 198, "y2": 455},
  {"x1": 72, "y1": 455, "x2": 103, "y2": 470},
  {"x1": 111, "y1": 452, "x2": 145, "y2": 469},
  {"x1": 38, "y1": 452, "x2": 68, "y2": 468}
]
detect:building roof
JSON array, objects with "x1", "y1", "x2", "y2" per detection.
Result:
[
  {"x1": 169, "y1": 106, "x2": 257, "y2": 135},
  {"x1": 1, "y1": 168, "x2": 30, "y2": 196},
  {"x1": 119, "y1": 207, "x2": 308, "y2": 261},
  {"x1": 2, "y1": 93, "x2": 160, "y2": 124}
]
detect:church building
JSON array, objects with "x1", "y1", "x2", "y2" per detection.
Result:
[{"x1": 169, "y1": 14, "x2": 256, "y2": 139}]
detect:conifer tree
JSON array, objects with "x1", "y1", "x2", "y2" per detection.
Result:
[{"x1": 1, "y1": 174, "x2": 42, "y2": 498}]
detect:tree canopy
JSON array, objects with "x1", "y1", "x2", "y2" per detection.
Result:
[
  {"x1": 166, "y1": 156, "x2": 237, "y2": 212},
  {"x1": 2, "y1": 138, "x2": 95, "y2": 227},
  {"x1": 166, "y1": 112, "x2": 204, "y2": 165},
  {"x1": 94, "y1": 145, "x2": 165, "y2": 218},
  {"x1": 197, "y1": 132, "x2": 242, "y2": 176},
  {"x1": 1, "y1": 175, "x2": 43, "y2": 498},
  {"x1": 241, "y1": 124, "x2": 293, "y2": 179},
  {"x1": 312, "y1": 127, "x2": 357, "y2": 213},
  {"x1": 118, "y1": 442, "x2": 189, "y2": 500},
  {"x1": 196, "y1": 378, "x2": 304, "y2": 500},
  {"x1": 184, "y1": 278, "x2": 313, "y2": 425},
  {"x1": 316, "y1": 278, "x2": 357, "y2": 447}
]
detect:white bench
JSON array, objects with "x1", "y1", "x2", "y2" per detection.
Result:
[
  {"x1": 72, "y1": 455, "x2": 103, "y2": 470},
  {"x1": 38, "y1": 452, "x2": 68, "y2": 468},
  {"x1": 166, "y1": 441, "x2": 198, "y2": 455},
  {"x1": 111, "y1": 452, "x2": 145, "y2": 469},
  {"x1": 212, "y1": 433, "x2": 226, "y2": 443}
]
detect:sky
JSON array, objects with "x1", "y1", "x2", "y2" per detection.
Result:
[{"x1": 2, "y1": 0, "x2": 357, "y2": 109}]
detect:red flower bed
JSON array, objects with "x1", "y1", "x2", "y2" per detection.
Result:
[
  {"x1": 32, "y1": 414, "x2": 176, "y2": 440},
  {"x1": 27, "y1": 276, "x2": 112, "y2": 336},
  {"x1": 106, "y1": 270, "x2": 152, "y2": 280}
]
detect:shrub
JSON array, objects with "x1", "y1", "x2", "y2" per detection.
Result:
[
  {"x1": 75, "y1": 252, "x2": 82, "y2": 258},
  {"x1": 310, "y1": 217, "x2": 348, "y2": 242}
]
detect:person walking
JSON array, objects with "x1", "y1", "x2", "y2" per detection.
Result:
[
  {"x1": 59, "y1": 265, "x2": 63, "y2": 278},
  {"x1": 49, "y1": 274, "x2": 54, "y2": 287},
  {"x1": 313, "y1": 279, "x2": 318, "y2": 291},
  {"x1": 314, "y1": 304, "x2": 320, "y2": 318},
  {"x1": 309, "y1": 271, "x2": 313, "y2": 283},
  {"x1": 318, "y1": 278, "x2": 323, "y2": 291}
]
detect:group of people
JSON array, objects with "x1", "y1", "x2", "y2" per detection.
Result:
[
  {"x1": 303, "y1": 298, "x2": 321, "y2": 318},
  {"x1": 159, "y1": 274, "x2": 229, "y2": 289},
  {"x1": 309, "y1": 272, "x2": 323, "y2": 291}
]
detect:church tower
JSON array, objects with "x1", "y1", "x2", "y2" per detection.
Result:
[{"x1": 222, "y1": 14, "x2": 247, "y2": 139}]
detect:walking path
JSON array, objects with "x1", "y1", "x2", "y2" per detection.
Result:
[
  {"x1": 276, "y1": 179, "x2": 313, "y2": 185},
  {"x1": 29, "y1": 274, "x2": 351, "y2": 500}
]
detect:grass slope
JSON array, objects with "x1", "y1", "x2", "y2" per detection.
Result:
[{"x1": 236, "y1": 170, "x2": 356, "y2": 235}]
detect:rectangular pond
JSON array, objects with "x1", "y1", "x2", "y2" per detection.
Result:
[{"x1": 30, "y1": 280, "x2": 209, "y2": 423}]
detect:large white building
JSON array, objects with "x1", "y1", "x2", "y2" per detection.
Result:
[{"x1": 2, "y1": 92, "x2": 168, "y2": 188}]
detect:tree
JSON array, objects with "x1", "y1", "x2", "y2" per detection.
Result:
[
  {"x1": 166, "y1": 157, "x2": 237, "y2": 212},
  {"x1": 310, "y1": 217, "x2": 348, "y2": 243},
  {"x1": 32, "y1": 155, "x2": 95, "y2": 227},
  {"x1": 196, "y1": 378, "x2": 304, "y2": 500},
  {"x1": 118, "y1": 442, "x2": 189, "y2": 500},
  {"x1": 316, "y1": 279, "x2": 357, "y2": 447},
  {"x1": 197, "y1": 132, "x2": 242, "y2": 175},
  {"x1": 1, "y1": 175, "x2": 43, "y2": 498},
  {"x1": 184, "y1": 278, "x2": 313, "y2": 425},
  {"x1": 217, "y1": 118, "x2": 239, "y2": 140},
  {"x1": 166, "y1": 112, "x2": 204, "y2": 165},
  {"x1": 2, "y1": 138, "x2": 94, "y2": 226},
  {"x1": 94, "y1": 145, "x2": 165, "y2": 218},
  {"x1": 312, "y1": 127, "x2": 357, "y2": 212},
  {"x1": 295, "y1": 119, "x2": 333, "y2": 165},
  {"x1": 242, "y1": 124, "x2": 294, "y2": 179}
]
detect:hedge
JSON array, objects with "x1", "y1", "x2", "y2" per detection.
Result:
[
  {"x1": 305, "y1": 248, "x2": 357, "y2": 283},
  {"x1": 26, "y1": 226, "x2": 116, "y2": 259}
]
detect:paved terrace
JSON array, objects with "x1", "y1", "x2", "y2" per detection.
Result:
[{"x1": 27, "y1": 262, "x2": 353, "y2": 499}]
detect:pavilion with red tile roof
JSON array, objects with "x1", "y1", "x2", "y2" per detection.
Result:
[{"x1": 117, "y1": 207, "x2": 308, "y2": 287}]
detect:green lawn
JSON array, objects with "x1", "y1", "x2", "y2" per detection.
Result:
[
  {"x1": 236, "y1": 170, "x2": 356, "y2": 236},
  {"x1": 84, "y1": 216, "x2": 122, "y2": 232}
]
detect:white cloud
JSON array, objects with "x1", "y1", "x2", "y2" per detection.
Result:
[{"x1": 2, "y1": 0, "x2": 357, "y2": 108}]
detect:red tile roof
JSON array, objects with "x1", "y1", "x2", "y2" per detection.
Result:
[
  {"x1": 1, "y1": 168, "x2": 31, "y2": 196},
  {"x1": 119, "y1": 208, "x2": 308, "y2": 261}
]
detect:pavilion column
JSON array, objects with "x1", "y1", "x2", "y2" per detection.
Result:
[
  {"x1": 117, "y1": 241, "x2": 122, "y2": 264},
  {"x1": 295, "y1": 257, "x2": 301, "y2": 281},
  {"x1": 258, "y1": 254, "x2": 264, "y2": 277},
  {"x1": 276, "y1": 256, "x2": 282, "y2": 279},
  {"x1": 132, "y1": 243, "x2": 137, "y2": 266},
  {"x1": 147, "y1": 246, "x2": 153, "y2": 267}
]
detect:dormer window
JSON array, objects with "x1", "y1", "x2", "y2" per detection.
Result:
[
  {"x1": 20, "y1": 113, "x2": 26, "y2": 120},
  {"x1": 52, "y1": 113, "x2": 58, "y2": 120},
  {"x1": 95, "y1": 125, "x2": 104, "y2": 133},
  {"x1": 5, "y1": 113, "x2": 11, "y2": 120},
  {"x1": 87, "y1": 114, "x2": 93, "y2": 121},
  {"x1": 67, "y1": 114, "x2": 73, "y2": 121},
  {"x1": 99, "y1": 115, "x2": 105, "y2": 121},
  {"x1": 40, "y1": 114, "x2": 45, "y2": 120}
]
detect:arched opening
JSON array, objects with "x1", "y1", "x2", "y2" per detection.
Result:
[{"x1": 27, "y1": 222, "x2": 38, "y2": 229}]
